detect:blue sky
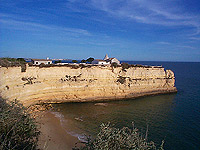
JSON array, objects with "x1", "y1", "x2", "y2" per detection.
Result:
[{"x1": 0, "y1": 0, "x2": 200, "y2": 62}]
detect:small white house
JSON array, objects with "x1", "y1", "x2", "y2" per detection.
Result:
[
  {"x1": 103, "y1": 54, "x2": 120, "y2": 65},
  {"x1": 31, "y1": 59, "x2": 52, "y2": 65},
  {"x1": 92, "y1": 59, "x2": 110, "y2": 65},
  {"x1": 92, "y1": 54, "x2": 120, "y2": 65},
  {"x1": 109, "y1": 58, "x2": 120, "y2": 65}
]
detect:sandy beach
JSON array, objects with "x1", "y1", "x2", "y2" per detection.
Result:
[{"x1": 37, "y1": 111, "x2": 80, "y2": 150}]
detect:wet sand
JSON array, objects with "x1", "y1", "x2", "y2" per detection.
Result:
[{"x1": 37, "y1": 111, "x2": 80, "y2": 150}]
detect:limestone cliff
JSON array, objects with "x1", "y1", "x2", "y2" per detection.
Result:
[{"x1": 0, "y1": 65, "x2": 177, "y2": 106}]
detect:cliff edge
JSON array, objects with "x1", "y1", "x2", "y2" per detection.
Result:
[{"x1": 0, "y1": 65, "x2": 177, "y2": 106}]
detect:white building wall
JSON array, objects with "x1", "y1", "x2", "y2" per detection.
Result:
[
  {"x1": 33, "y1": 61, "x2": 52, "y2": 65},
  {"x1": 92, "y1": 60, "x2": 110, "y2": 65},
  {"x1": 110, "y1": 58, "x2": 120, "y2": 64},
  {"x1": 98, "y1": 61, "x2": 110, "y2": 65}
]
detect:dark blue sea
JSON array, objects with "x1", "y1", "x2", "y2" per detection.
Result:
[{"x1": 53, "y1": 61, "x2": 200, "y2": 150}]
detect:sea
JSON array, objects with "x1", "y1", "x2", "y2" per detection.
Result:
[{"x1": 52, "y1": 61, "x2": 200, "y2": 150}]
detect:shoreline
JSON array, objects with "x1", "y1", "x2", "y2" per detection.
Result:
[
  {"x1": 36, "y1": 111, "x2": 80, "y2": 150},
  {"x1": 35, "y1": 89, "x2": 177, "y2": 150}
]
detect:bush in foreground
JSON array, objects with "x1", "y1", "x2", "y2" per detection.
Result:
[
  {"x1": 0, "y1": 98, "x2": 40, "y2": 150},
  {"x1": 73, "y1": 122, "x2": 164, "y2": 150}
]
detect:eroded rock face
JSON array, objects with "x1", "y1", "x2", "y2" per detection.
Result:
[{"x1": 0, "y1": 66, "x2": 177, "y2": 106}]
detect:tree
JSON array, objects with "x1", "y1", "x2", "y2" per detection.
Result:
[
  {"x1": 55, "y1": 60, "x2": 61, "y2": 64},
  {"x1": 72, "y1": 60, "x2": 78, "y2": 63},
  {"x1": 86, "y1": 57, "x2": 94, "y2": 63},
  {"x1": 81, "y1": 59, "x2": 87, "y2": 63},
  {"x1": 17, "y1": 58, "x2": 26, "y2": 62}
]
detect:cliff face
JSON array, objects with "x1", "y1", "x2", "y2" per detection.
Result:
[{"x1": 0, "y1": 65, "x2": 177, "y2": 106}]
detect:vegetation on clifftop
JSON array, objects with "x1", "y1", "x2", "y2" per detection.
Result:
[
  {"x1": 0, "y1": 57, "x2": 27, "y2": 72},
  {"x1": 0, "y1": 57, "x2": 26, "y2": 67},
  {"x1": 0, "y1": 98, "x2": 40, "y2": 150}
]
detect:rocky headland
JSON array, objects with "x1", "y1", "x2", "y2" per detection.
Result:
[{"x1": 0, "y1": 64, "x2": 177, "y2": 106}]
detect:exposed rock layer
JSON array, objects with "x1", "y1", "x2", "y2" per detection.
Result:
[{"x1": 0, "y1": 65, "x2": 177, "y2": 106}]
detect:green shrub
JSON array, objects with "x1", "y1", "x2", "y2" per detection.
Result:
[
  {"x1": 72, "y1": 60, "x2": 78, "y2": 63},
  {"x1": 0, "y1": 58, "x2": 27, "y2": 70},
  {"x1": 28, "y1": 62, "x2": 33, "y2": 66},
  {"x1": 21, "y1": 64, "x2": 26, "y2": 72},
  {"x1": 54, "y1": 60, "x2": 61, "y2": 64},
  {"x1": 73, "y1": 122, "x2": 164, "y2": 150},
  {"x1": 81, "y1": 59, "x2": 87, "y2": 63},
  {"x1": 79, "y1": 64, "x2": 87, "y2": 69},
  {"x1": 17, "y1": 58, "x2": 26, "y2": 62},
  {"x1": 70, "y1": 65, "x2": 80, "y2": 69},
  {"x1": 0, "y1": 98, "x2": 40, "y2": 150},
  {"x1": 135, "y1": 64, "x2": 144, "y2": 67},
  {"x1": 121, "y1": 63, "x2": 130, "y2": 72},
  {"x1": 130, "y1": 64, "x2": 151, "y2": 68},
  {"x1": 111, "y1": 62, "x2": 118, "y2": 68},
  {"x1": 86, "y1": 57, "x2": 94, "y2": 63}
]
